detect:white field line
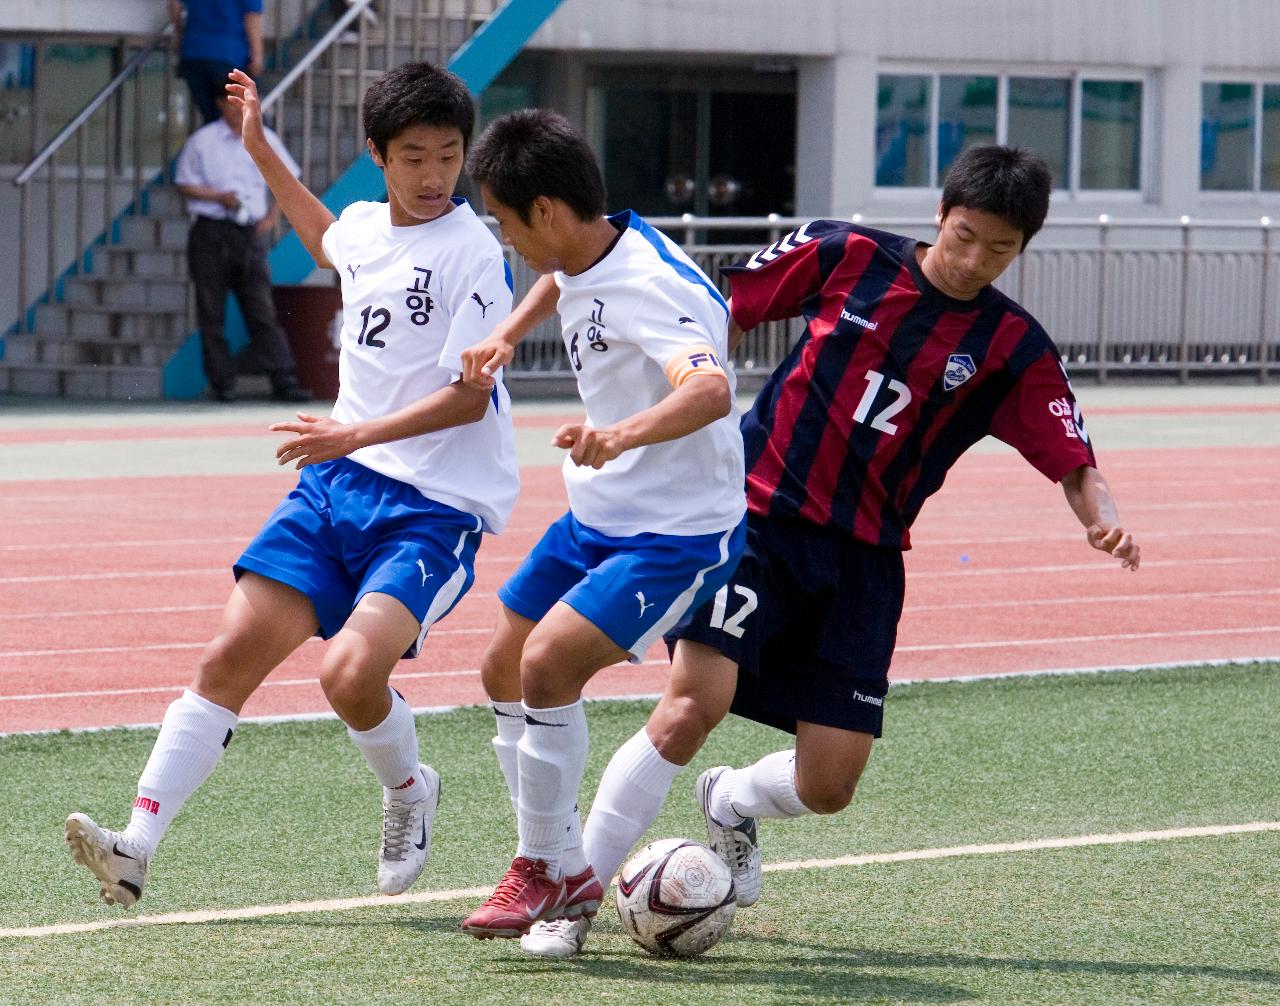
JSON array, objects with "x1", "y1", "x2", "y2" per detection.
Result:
[
  {"x1": 5, "y1": 657, "x2": 1279, "y2": 737},
  {"x1": 1, "y1": 553, "x2": 1272, "y2": 590},
  {"x1": 4, "y1": 821, "x2": 1277, "y2": 939},
  {"x1": 6, "y1": 622, "x2": 1280, "y2": 673},
  {"x1": 3, "y1": 587, "x2": 1277, "y2": 626},
  {"x1": 4, "y1": 525, "x2": 1277, "y2": 556}
]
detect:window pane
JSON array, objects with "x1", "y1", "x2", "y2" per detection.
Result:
[
  {"x1": 936, "y1": 75, "x2": 996, "y2": 184},
  {"x1": 1008, "y1": 77, "x2": 1071, "y2": 189},
  {"x1": 876, "y1": 74, "x2": 930, "y2": 187},
  {"x1": 1201, "y1": 82, "x2": 1256, "y2": 191},
  {"x1": 1262, "y1": 84, "x2": 1280, "y2": 191},
  {"x1": 1080, "y1": 79, "x2": 1142, "y2": 190}
]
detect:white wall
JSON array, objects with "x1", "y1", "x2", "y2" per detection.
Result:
[
  {"x1": 529, "y1": 0, "x2": 1280, "y2": 218},
  {"x1": 0, "y1": 0, "x2": 160, "y2": 35}
]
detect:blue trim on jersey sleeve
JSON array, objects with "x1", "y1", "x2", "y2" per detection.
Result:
[
  {"x1": 503, "y1": 259, "x2": 513, "y2": 292},
  {"x1": 610, "y1": 210, "x2": 728, "y2": 316}
]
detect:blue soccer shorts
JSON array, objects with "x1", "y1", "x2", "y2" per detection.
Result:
[
  {"x1": 499, "y1": 511, "x2": 747, "y2": 662},
  {"x1": 235, "y1": 457, "x2": 484, "y2": 657},
  {"x1": 665, "y1": 512, "x2": 905, "y2": 737}
]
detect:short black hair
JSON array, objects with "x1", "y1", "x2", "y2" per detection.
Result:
[
  {"x1": 940, "y1": 145, "x2": 1052, "y2": 250},
  {"x1": 362, "y1": 62, "x2": 474, "y2": 157},
  {"x1": 467, "y1": 109, "x2": 605, "y2": 224}
]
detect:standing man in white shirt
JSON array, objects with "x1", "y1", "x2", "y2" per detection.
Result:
[
  {"x1": 456, "y1": 109, "x2": 747, "y2": 943},
  {"x1": 174, "y1": 81, "x2": 309, "y2": 403}
]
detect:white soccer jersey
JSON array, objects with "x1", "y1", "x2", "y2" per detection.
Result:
[
  {"x1": 553, "y1": 210, "x2": 746, "y2": 537},
  {"x1": 321, "y1": 199, "x2": 519, "y2": 533}
]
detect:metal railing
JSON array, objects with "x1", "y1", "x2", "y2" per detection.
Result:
[
  {"x1": 11, "y1": 25, "x2": 179, "y2": 334},
  {"x1": 8, "y1": 0, "x2": 501, "y2": 336},
  {"x1": 498, "y1": 214, "x2": 1280, "y2": 384},
  {"x1": 263, "y1": 0, "x2": 499, "y2": 195}
]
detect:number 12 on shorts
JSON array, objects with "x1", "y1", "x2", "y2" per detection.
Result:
[{"x1": 708, "y1": 585, "x2": 758, "y2": 638}]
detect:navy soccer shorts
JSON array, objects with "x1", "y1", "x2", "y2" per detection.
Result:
[
  {"x1": 665, "y1": 512, "x2": 905, "y2": 737},
  {"x1": 235, "y1": 457, "x2": 484, "y2": 657}
]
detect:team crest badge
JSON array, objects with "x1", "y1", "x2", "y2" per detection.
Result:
[{"x1": 943, "y1": 353, "x2": 976, "y2": 391}]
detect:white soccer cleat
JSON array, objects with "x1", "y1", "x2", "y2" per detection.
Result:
[
  {"x1": 377, "y1": 764, "x2": 441, "y2": 895},
  {"x1": 64, "y1": 813, "x2": 149, "y2": 908},
  {"x1": 697, "y1": 766, "x2": 762, "y2": 907},
  {"x1": 519, "y1": 915, "x2": 592, "y2": 958}
]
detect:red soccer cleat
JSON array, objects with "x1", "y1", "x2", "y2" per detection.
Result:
[
  {"x1": 460, "y1": 856, "x2": 568, "y2": 939},
  {"x1": 560, "y1": 866, "x2": 603, "y2": 920}
]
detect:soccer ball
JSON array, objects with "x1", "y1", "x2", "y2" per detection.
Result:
[{"x1": 614, "y1": 838, "x2": 737, "y2": 957}]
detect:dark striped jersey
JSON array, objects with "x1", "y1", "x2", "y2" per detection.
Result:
[{"x1": 729, "y1": 220, "x2": 1096, "y2": 550}]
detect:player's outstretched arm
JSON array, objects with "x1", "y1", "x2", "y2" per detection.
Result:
[
  {"x1": 1060, "y1": 464, "x2": 1141, "y2": 570},
  {"x1": 461, "y1": 275, "x2": 560, "y2": 388},
  {"x1": 270, "y1": 381, "x2": 493, "y2": 469},
  {"x1": 554, "y1": 373, "x2": 732, "y2": 470},
  {"x1": 726, "y1": 297, "x2": 748, "y2": 353},
  {"x1": 225, "y1": 68, "x2": 335, "y2": 268}
]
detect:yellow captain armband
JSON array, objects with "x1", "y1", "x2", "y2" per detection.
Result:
[{"x1": 664, "y1": 344, "x2": 728, "y2": 388}]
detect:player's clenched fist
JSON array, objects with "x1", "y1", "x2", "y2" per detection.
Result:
[
  {"x1": 1087, "y1": 524, "x2": 1141, "y2": 570},
  {"x1": 553, "y1": 423, "x2": 627, "y2": 469},
  {"x1": 460, "y1": 336, "x2": 513, "y2": 388}
]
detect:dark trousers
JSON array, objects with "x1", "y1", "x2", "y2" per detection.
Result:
[
  {"x1": 188, "y1": 217, "x2": 299, "y2": 396},
  {"x1": 178, "y1": 59, "x2": 235, "y2": 125}
]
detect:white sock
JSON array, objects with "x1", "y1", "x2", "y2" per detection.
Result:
[
  {"x1": 713, "y1": 750, "x2": 808, "y2": 822},
  {"x1": 490, "y1": 700, "x2": 525, "y2": 814},
  {"x1": 516, "y1": 699, "x2": 588, "y2": 878},
  {"x1": 347, "y1": 690, "x2": 428, "y2": 803},
  {"x1": 584, "y1": 727, "x2": 682, "y2": 884},
  {"x1": 125, "y1": 689, "x2": 238, "y2": 858}
]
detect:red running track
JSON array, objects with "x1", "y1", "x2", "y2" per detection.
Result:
[{"x1": 1, "y1": 445, "x2": 1278, "y2": 732}]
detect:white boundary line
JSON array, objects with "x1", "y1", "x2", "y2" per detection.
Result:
[
  {"x1": 5, "y1": 821, "x2": 1277, "y2": 939},
  {"x1": 3, "y1": 656, "x2": 1277, "y2": 738}
]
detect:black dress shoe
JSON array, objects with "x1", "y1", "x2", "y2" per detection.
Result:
[{"x1": 270, "y1": 386, "x2": 311, "y2": 403}]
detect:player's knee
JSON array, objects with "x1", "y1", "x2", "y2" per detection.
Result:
[
  {"x1": 479, "y1": 643, "x2": 521, "y2": 702},
  {"x1": 517, "y1": 638, "x2": 563, "y2": 706},
  {"x1": 194, "y1": 633, "x2": 248, "y2": 693},
  {"x1": 319, "y1": 640, "x2": 377, "y2": 714},
  {"x1": 796, "y1": 773, "x2": 857, "y2": 815},
  {"x1": 647, "y1": 695, "x2": 721, "y2": 763}
]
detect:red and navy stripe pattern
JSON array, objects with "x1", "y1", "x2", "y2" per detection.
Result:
[{"x1": 730, "y1": 221, "x2": 1095, "y2": 550}]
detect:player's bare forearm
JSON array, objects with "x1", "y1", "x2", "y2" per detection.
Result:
[
  {"x1": 1061, "y1": 465, "x2": 1141, "y2": 570},
  {"x1": 226, "y1": 69, "x2": 334, "y2": 267},
  {"x1": 270, "y1": 383, "x2": 491, "y2": 469},
  {"x1": 726, "y1": 299, "x2": 747, "y2": 353},
  {"x1": 243, "y1": 11, "x2": 264, "y2": 75},
  {"x1": 555, "y1": 374, "x2": 731, "y2": 469},
  {"x1": 461, "y1": 276, "x2": 558, "y2": 386}
]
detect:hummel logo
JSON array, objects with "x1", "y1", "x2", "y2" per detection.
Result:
[
  {"x1": 471, "y1": 292, "x2": 494, "y2": 317},
  {"x1": 852, "y1": 689, "x2": 884, "y2": 707},
  {"x1": 678, "y1": 316, "x2": 696, "y2": 325},
  {"x1": 347, "y1": 263, "x2": 361, "y2": 281},
  {"x1": 840, "y1": 308, "x2": 878, "y2": 331},
  {"x1": 635, "y1": 591, "x2": 654, "y2": 617},
  {"x1": 416, "y1": 559, "x2": 433, "y2": 587},
  {"x1": 112, "y1": 842, "x2": 138, "y2": 862},
  {"x1": 412, "y1": 818, "x2": 428, "y2": 851}
]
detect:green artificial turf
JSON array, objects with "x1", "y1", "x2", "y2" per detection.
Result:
[{"x1": 2, "y1": 662, "x2": 1277, "y2": 1005}]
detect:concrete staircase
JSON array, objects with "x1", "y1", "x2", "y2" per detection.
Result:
[
  {"x1": 1, "y1": 0, "x2": 556, "y2": 400},
  {"x1": 0, "y1": 188, "x2": 191, "y2": 399}
]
